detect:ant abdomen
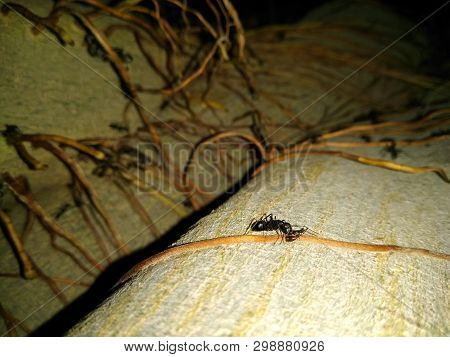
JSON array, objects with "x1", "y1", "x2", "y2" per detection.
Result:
[{"x1": 251, "y1": 221, "x2": 266, "y2": 231}]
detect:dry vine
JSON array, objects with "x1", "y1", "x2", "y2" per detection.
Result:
[{"x1": 116, "y1": 233, "x2": 450, "y2": 287}]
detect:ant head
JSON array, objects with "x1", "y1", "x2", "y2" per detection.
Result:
[
  {"x1": 280, "y1": 222, "x2": 292, "y2": 234},
  {"x1": 252, "y1": 221, "x2": 265, "y2": 231}
]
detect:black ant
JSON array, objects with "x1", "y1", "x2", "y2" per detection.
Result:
[
  {"x1": 54, "y1": 203, "x2": 73, "y2": 220},
  {"x1": 380, "y1": 138, "x2": 401, "y2": 159},
  {"x1": 85, "y1": 34, "x2": 133, "y2": 64},
  {"x1": 245, "y1": 213, "x2": 313, "y2": 242}
]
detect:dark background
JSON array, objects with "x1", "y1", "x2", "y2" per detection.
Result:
[
  {"x1": 107, "y1": 1, "x2": 450, "y2": 40},
  {"x1": 234, "y1": 0, "x2": 449, "y2": 31},
  {"x1": 235, "y1": 0, "x2": 450, "y2": 70}
]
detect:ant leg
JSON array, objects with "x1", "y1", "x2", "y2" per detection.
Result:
[
  {"x1": 245, "y1": 218, "x2": 256, "y2": 234},
  {"x1": 275, "y1": 229, "x2": 284, "y2": 245},
  {"x1": 286, "y1": 230, "x2": 303, "y2": 242},
  {"x1": 272, "y1": 229, "x2": 278, "y2": 245},
  {"x1": 285, "y1": 232, "x2": 294, "y2": 242},
  {"x1": 256, "y1": 213, "x2": 269, "y2": 224},
  {"x1": 246, "y1": 213, "x2": 268, "y2": 234},
  {"x1": 282, "y1": 229, "x2": 295, "y2": 243}
]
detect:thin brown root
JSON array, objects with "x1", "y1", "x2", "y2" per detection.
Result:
[
  {"x1": 2, "y1": 173, "x2": 104, "y2": 272},
  {"x1": 72, "y1": 182, "x2": 112, "y2": 263},
  {"x1": 12, "y1": 142, "x2": 48, "y2": 170},
  {"x1": 20, "y1": 134, "x2": 105, "y2": 160},
  {"x1": 118, "y1": 169, "x2": 188, "y2": 217},
  {"x1": 183, "y1": 130, "x2": 267, "y2": 189},
  {"x1": 254, "y1": 150, "x2": 449, "y2": 183},
  {"x1": 116, "y1": 234, "x2": 449, "y2": 286},
  {"x1": 49, "y1": 234, "x2": 97, "y2": 278},
  {"x1": 31, "y1": 258, "x2": 69, "y2": 306},
  {"x1": 113, "y1": 178, "x2": 160, "y2": 238},
  {"x1": 316, "y1": 108, "x2": 450, "y2": 141},
  {"x1": 39, "y1": 142, "x2": 129, "y2": 255},
  {"x1": 74, "y1": 13, "x2": 163, "y2": 153},
  {"x1": 0, "y1": 208, "x2": 37, "y2": 279},
  {"x1": 295, "y1": 133, "x2": 450, "y2": 150},
  {"x1": 0, "y1": 302, "x2": 30, "y2": 336}
]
